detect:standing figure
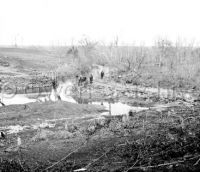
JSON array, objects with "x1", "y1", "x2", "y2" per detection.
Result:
[
  {"x1": 76, "y1": 74, "x2": 79, "y2": 83},
  {"x1": 78, "y1": 75, "x2": 82, "y2": 86},
  {"x1": 52, "y1": 79, "x2": 57, "y2": 90},
  {"x1": 78, "y1": 76, "x2": 87, "y2": 86},
  {"x1": 0, "y1": 131, "x2": 6, "y2": 139},
  {"x1": 89, "y1": 74, "x2": 93, "y2": 84},
  {"x1": 52, "y1": 78, "x2": 61, "y2": 101},
  {"x1": 100, "y1": 71, "x2": 104, "y2": 79}
]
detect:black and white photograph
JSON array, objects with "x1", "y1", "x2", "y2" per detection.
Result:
[{"x1": 1, "y1": 0, "x2": 200, "y2": 171}]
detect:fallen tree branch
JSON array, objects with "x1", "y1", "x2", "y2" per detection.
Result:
[
  {"x1": 43, "y1": 141, "x2": 87, "y2": 171},
  {"x1": 124, "y1": 155, "x2": 140, "y2": 172},
  {"x1": 84, "y1": 148, "x2": 112, "y2": 170},
  {"x1": 129, "y1": 155, "x2": 200, "y2": 170},
  {"x1": 74, "y1": 143, "x2": 122, "y2": 171},
  {"x1": 194, "y1": 157, "x2": 200, "y2": 166}
]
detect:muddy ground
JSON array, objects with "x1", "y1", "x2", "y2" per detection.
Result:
[
  {"x1": 0, "y1": 79, "x2": 200, "y2": 171},
  {"x1": 1, "y1": 47, "x2": 200, "y2": 171},
  {"x1": 0, "y1": 101, "x2": 107, "y2": 170}
]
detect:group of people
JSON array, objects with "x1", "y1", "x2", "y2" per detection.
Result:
[
  {"x1": 76, "y1": 70, "x2": 105, "y2": 86},
  {"x1": 76, "y1": 74, "x2": 93, "y2": 86}
]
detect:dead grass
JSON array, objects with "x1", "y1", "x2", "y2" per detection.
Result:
[
  {"x1": 1, "y1": 103, "x2": 200, "y2": 171},
  {"x1": 1, "y1": 43, "x2": 200, "y2": 90},
  {"x1": 0, "y1": 101, "x2": 106, "y2": 127}
]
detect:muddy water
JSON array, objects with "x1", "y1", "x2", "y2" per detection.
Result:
[
  {"x1": 0, "y1": 80, "x2": 194, "y2": 106},
  {"x1": 92, "y1": 102, "x2": 148, "y2": 115},
  {"x1": 0, "y1": 81, "x2": 76, "y2": 105},
  {"x1": 0, "y1": 80, "x2": 194, "y2": 135},
  {"x1": 0, "y1": 80, "x2": 194, "y2": 113},
  {"x1": 0, "y1": 94, "x2": 36, "y2": 105}
]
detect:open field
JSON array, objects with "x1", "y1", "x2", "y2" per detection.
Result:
[
  {"x1": 1, "y1": 41, "x2": 200, "y2": 91},
  {"x1": 0, "y1": 47, "x2": 72, "y2": 93},
  {"x1": 1, "y1": 45, "x2": 200, "y2": 171}
]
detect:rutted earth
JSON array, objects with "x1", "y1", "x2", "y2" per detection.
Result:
[
  {"x1": 0, "y1": 79, "x2": 200, "y2": 171},
  {"x1": 0, "y1": 79, "x2": 194, "y2": 134}
]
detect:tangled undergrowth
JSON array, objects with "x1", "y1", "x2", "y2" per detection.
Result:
[
  {"x1": 64, "y1": 104, "x2": 200, "y2": 172},
  {"x1": 1, "y1": 103, "x2": 200, "y2": 172}
]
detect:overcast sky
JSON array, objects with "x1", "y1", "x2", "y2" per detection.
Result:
[{"x1": 0, "y1": 0, "x2": 200, "y2": 46}]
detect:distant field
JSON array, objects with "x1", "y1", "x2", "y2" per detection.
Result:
[
  {"x1": 0, "y1": 47, "x2": 70, "y2": 77},
  {"x1": 1, "y1": 42, "x2": 200, "y2": 91},
  {"x1": 0, "y1": 46, "x2": 73, "y2": 91}
]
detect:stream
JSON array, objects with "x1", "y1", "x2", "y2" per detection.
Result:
[{"x1": 0, "y1": 80, "x2": 194, "y2": 135}]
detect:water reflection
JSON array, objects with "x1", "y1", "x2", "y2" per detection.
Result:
[
  {"x1": 0, "y1": 81, "x2": 76, "y2": 106},
  {"x1": 92, "y1": 101, "x2": 148, "y2": 116}
]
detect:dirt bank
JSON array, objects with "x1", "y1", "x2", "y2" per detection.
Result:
[
  {"x1": 1, "y1": 100, "x2": 200, "y2": 171},
  {"x1": 0, "y1": 101, "x2": 106, "y2": 126},
  {"x1": 1, "y1": 70, "x2": 200, "y2": 171}
]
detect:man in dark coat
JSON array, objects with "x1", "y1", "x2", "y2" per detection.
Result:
[
  {"x1": 78, "y1": 76, "x2": 87, "y2": 86},
  {"x1": 52, "y1": 78, "x2": 61, "y2": 100},
  {"x1": 101, "y1": 71, "x2": 104, "y2": 79},
  {"x1": 89, "y1": 74, "x2": 93, "y2": 84}
]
